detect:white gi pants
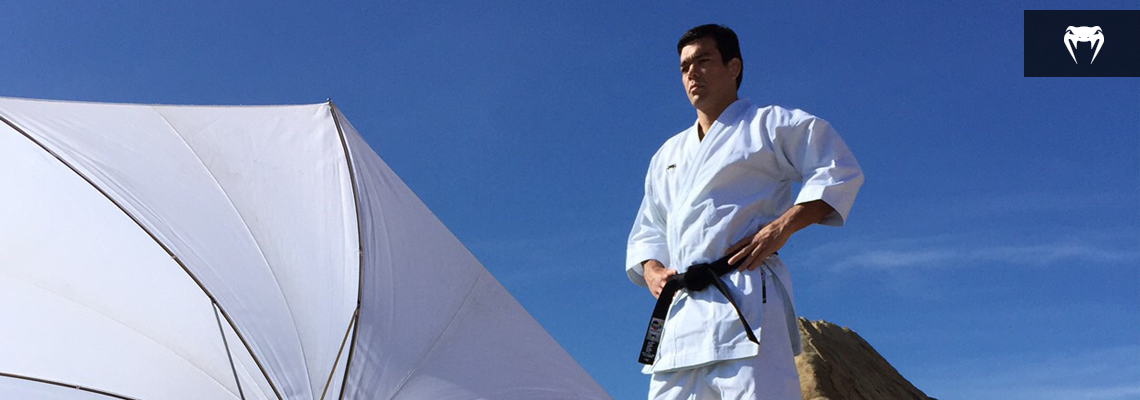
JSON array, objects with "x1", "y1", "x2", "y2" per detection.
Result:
[{"x1": 647, "y1": 267, "x2": 801, "y2": 400}]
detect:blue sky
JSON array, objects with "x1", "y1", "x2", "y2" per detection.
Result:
[{"x1": 3, "y1": 1, "x2": 1137, "y2": 399}]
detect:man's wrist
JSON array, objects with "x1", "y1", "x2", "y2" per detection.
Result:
[
  {"x1": 776, "y1": 200, "x2": 832, "y2": 237},
  {"x1": 642, "y1": 259, "x2": 664, "y2": 272},
  {"x1": 767, "y1": 215, "x2": 794, "y2": 241}
]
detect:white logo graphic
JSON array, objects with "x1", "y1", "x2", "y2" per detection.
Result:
[{"x1": 1065, "y1": 26, "x2": 1104, "y2": 64}]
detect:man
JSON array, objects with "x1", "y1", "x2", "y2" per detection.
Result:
[{"x1": 626, "y1": 24, "x2": 863, "y2": 399}]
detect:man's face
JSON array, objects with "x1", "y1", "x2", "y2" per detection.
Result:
[{"x1": 679, "y1": 37, "x2": 739, "y2": 110}]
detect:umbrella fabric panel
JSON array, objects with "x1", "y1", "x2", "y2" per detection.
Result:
[
  {"x1": 153, "y1": 104, "x2": 360, "y2": 398},
  {"x1": 388, "y1": 270, "x2": 611, "y2": 400},
  {"x1": 334, "y1": 111, "x2": 611, "y2": 400},
  {"x1": 0, "y1": 98, "x2": 313, "y2": 399},
  {"x1": 0, "y1": 123, "x2": 244, "y2": 399},
  {"x1": 335, "y1": 110, "x2": 486, "y2": 399}
]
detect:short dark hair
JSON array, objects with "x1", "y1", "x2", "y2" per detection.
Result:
[{"x1": 677, "y1": 24, "x2": 742, "y2": 89}]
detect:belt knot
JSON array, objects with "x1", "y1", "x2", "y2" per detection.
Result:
[{"x1": 675, "y1": 263, "x2": 717, "y2": 292}]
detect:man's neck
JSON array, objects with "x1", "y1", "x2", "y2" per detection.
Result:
[{"x1": 695, "y1": 96, "x2": 738, "y2": 141}]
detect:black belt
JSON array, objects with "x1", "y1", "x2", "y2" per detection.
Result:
[{"x1": 637, "y1": 253, "x2": 763, "y2": 365}]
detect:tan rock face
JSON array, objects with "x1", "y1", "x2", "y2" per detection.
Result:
[{"x1": 795, "y1": 318, "x2": 935, "y2": 400}]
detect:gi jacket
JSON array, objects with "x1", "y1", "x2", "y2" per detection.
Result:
[{"x1": 626, "y1": 99, "x2": 863, "y2": 373}]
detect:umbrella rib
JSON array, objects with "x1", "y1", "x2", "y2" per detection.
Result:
[
  {"x1": 319, "y1": 308, "x2": 358, "y2": 400},
  {"x1": 0, "y1": 371, "x2": 141, "y2": 400},
  {"x1": 329, "y1": 102, "x2": 365, "y2": 400},
  {"x1": 215, "y1": 303, "x2": 247, "y2": 400}
]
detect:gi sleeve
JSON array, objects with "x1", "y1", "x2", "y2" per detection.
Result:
[
  {"x1": 625, "y1": 157, "x2": 670, "y2": 287},
  {"x1": 774, "y1": 112, "x2": 864, "y2": 226}
]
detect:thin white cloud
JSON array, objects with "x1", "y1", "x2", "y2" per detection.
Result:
[
  {"x1": 836, "y1": 242, "x2": 1140, "y2": 270},
  {"x1": 795, "y1": 228, "x2": 1140, "y2": 272},
  {"x1": 972, "y1": 243, "x2": 1140, "y2": 264},
  {"x1": 932, "y1": 190, "x2": 1136, "y2": 218},
  {"x1": 917, "y1": 345, "x2": 1140, "y2": 400},
  {"x1": 1044, "y1": 386, "x2": 1140, "y2": 400},
  {"x1": 839, "y1": 248, "x2": 958, "y2": 270}
]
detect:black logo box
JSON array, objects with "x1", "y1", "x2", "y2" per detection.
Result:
[{"x1": 1024, "y1": 10, "x2": 1140, "y2": 77}]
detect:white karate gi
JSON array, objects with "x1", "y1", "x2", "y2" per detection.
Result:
[{"x1": 627, "y1": 99, "x2": 863, "y2": 398}]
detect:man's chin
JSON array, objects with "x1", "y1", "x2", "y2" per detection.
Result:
[{"x1": 688, "y1": 94, "x2": 705, "y2": 109}]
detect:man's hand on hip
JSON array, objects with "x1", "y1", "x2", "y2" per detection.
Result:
[
  {"x1": 727, "y1": 222, "x2": 789, "y2": 271},
  {"x1": 727, "y1": 200, "x2": 836, "y2": 271},
  {"x1": 642, "y1": 259, "x2": 677, "y2": 299}
]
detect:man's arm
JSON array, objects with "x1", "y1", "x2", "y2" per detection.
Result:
[
  {"x1": 727, "y1": 112, "x2": 864, "y2": 271},
  {"x1": 627, "y1": 154, "x2": 673, "y2": 294},
  {"x1": 727, "y1": 200, "x2": 835, "y2": 271}
]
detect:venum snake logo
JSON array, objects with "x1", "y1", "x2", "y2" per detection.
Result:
[{"x1": 1065, "y1": 26, "x2": 1103, "y2": 64}]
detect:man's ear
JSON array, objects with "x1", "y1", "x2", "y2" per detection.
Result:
[{"x1": 729, "y1": 58, "x2": 742, "y2": 80}]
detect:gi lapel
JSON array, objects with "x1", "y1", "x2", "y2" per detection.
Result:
[
  {"x1": 664, "y1": 100, "x2": 750, "y2": 270},
  {"x1": 675, "y1": 99, "x2": 752, "y2": 219}
]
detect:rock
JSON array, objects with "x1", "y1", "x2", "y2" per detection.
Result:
[{"x1": 795, "y1": 318, "x2": 935, "y2": 400}]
